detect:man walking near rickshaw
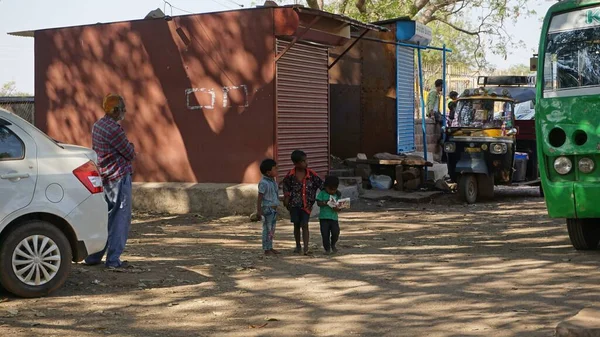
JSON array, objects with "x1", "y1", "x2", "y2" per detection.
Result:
[{"x1": 427, "y1": 79, "x2": 444, "y2": 162}]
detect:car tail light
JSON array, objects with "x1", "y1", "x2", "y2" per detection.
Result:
[{"x1": 73, "y1": 161, "x2": 103, "y2": 194}]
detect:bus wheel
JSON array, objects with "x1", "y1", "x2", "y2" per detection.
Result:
[
  {"x1": 459, "y1": 174, "x2": 478, "y2": 204},
  {"x1": 567, "y1": 219, "x2": 600, "y2": 250}
]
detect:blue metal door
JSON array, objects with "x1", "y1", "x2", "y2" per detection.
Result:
[{"x1": 396, "y1": 45, "x2": 415, "y2": 153}]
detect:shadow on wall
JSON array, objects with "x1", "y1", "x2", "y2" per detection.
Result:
[{"x1": 36, "y1": 10, "x2": 277, "y2": 184}]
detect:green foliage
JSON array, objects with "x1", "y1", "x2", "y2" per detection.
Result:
[
  {"x1": 495, "y1": 64, "x2": 534, "y2": 75},
  {"x1": 0, "y1": 81, "x2": 30, "y2": 97},
  {"x1": 277, "y1": 0, "x2": 540, "y2": 70}
]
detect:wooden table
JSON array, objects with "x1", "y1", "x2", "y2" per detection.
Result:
[{"x1": 355, "y1": 158, "x2": 433, "y2": 191}]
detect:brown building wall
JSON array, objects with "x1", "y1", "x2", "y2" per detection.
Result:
[
  {"x1": 359, "y1": 28, "x2": 397, "y2": 157},
  {"x1": 35, "y1": 9, "x2": 276, "y2": 183},
  {"x1": 329, "y1": 25, "x2": 398, "y2": 158},
  {"x1": 329, "y1": 41, "x2": 361, "y2": 160}
]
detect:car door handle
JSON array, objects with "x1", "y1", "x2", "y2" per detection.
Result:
[{"x1": 0, "y1": 173, "x2": 30, "y2": 180}]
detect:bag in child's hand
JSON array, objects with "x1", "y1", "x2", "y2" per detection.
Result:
[{"x1": 327, "y1": 196, "x2": 338, "y2": 208}]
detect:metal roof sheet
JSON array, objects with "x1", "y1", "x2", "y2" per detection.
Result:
[{"x1": 7, "y1": 5, "x2": 387, "y2": 38}]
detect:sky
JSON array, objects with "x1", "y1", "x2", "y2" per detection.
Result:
[{"x1": 0, "y1": 0, "x2": 554, "y2": 94}]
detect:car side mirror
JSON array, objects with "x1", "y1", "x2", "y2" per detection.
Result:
[{"x1": 507, "y1": 128, "x2": 518, "y2": 136}]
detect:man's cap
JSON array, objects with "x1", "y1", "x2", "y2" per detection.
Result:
[{"x1": 102, "y1": 94, "x2": 123, "y2": 113}]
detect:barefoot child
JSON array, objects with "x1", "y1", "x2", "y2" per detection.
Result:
[
  {"x1": 282, "y1": 150, "x2": 324, "y2": 255},
  {"x1": 316, "y1": 176, "x2": 342, "y2": 254},
  {"x1": 257, "y1": 159, "x2": 280, "y2": 255}
]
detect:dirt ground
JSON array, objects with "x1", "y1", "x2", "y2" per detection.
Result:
[{"x1": 1, "y1": 186, "x2": 599, "y2": 337}]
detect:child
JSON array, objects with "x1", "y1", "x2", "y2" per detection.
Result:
[
  {"x1": 448, "y1": 91, "x2": 459, "y2": 125},
  {"x1": 257, "y1": 159, "x2": 280, "y2": 256},
  {"x1": 282, "y1": 150, "x2": 324, "y2": 255},
  {"x1": 316, "y1": 176, "x2": 341, "y2": 254}
]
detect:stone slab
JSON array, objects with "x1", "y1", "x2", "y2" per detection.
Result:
[
  {"x1": 361, "y1": 189, "x2": 443, "y2": 203},
  {"x1": 338, "y1": 177, "x2": 364, "y2": 194},
  {"x1": 132, "y1": 183, "x2": 322, "y2": 218},
  {"x1": 328, "y1": 168, "x2": 356, "y2": 177},
  {"x1": 132, "y1": 182, "x2": 257, "y2": 216},
  {"x1": 339, "y1": 185, "x2": 360, "y2": 201},
  {"x1": 426, "y1": 163, "x2": 449, "y2": 182},
  {"x1": 557, "y1": 308, "x2": 600, "y2": 337}
]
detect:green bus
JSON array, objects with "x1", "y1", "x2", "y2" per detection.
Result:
[{"x1": 536, "y1": 0, "x2": 600, "y2": 250}]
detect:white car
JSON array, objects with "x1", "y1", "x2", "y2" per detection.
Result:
[{"x1": 0, "y1": 108, "x2": 107, "y2": 297}]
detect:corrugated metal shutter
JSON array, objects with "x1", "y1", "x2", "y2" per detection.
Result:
[
  {"x1": 396, "y1": 45, "x2": 415, "y2": 153},
  {"x1": 276, "y1": 40, "x2": 329, "y2": 179}
]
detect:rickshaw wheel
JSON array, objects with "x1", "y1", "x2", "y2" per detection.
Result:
[
  {"x1": 459, "y1": 174, "x2": 478, "y2": 204},
  {"x1": 567, "y1": 219, "x2": 600, "y2": 250}
]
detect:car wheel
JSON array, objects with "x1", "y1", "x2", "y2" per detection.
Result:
[
  {"x1": 567, "y1": 218, "x2": 600, "y2": 250},
  {"x1": 459, "y1": 174, "x2": 478, "y2": 204},
  {"x1": 0, "y1": 220, "x2": 72, "y2": 298}
]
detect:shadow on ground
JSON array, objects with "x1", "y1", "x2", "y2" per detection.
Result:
[{"x1": 0, "y1": 187, "x2": 594, "y2": 337}]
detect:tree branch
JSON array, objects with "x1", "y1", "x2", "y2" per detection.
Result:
[
  {"x1": 355, "y1": 0, "x2": 367, "y2": 14},
  {"x1": 306, "y1": 0, "x2": 323, "y2": 9},
  {"x1": 433, "y1": 17, "x2": 485, "y2": 35}
]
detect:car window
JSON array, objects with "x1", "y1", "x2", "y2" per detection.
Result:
[
  {"x1": 0, "y1": 126, "x2": 25, "y2": 161},
  {"x1": 515, "y1": 100, "x2": 535, "y2": 120}
]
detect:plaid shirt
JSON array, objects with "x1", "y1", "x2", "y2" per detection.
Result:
[
  {"x1": 92, "y1": 116, "x2": 135, "y2": 183},
  {"x1": 282, "y1": 168, "x2": 323, "y2": 214}
]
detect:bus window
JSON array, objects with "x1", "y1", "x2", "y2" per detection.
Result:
[{"x1": 543, "y1": 7, "x2": 600, "y2": 97}]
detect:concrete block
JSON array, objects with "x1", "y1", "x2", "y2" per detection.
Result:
[
  {"x1": 557, "y1": 308, "x2": 600, "y2": 337},
  {"x1": 339, "y1": 185, "x2": 359, "y2": 201},
  {"x1": 329, "y1": 168, "x2": 355, "y2": 177},
  {"x1": 132, "y1": 182, "x2": 321, "y2": 218},
  {"x1": 404, "y1": 178, "x2": 421, "y2": 190},
  {"x1": 401, "y1": 167, "x2": 420, "y2": 181},
  {"x1": 355, "y1": 166, "x2": 372, "y2": 180},
  {"x1": 338, "y1": 176, "x2": 362, "y2": 185},
  {"x1": 132, "y1": 182, "x2": 259, "y2": 216},
  {"x1": 338, "y1": 177, "x2": 364, "y2": 194},
  {"x1": 426, "y1": 163, "x2": 448, "y2": 182}
]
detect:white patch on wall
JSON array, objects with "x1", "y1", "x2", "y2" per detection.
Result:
[
  {"x1": 185, "y1": 88, "x2": 215, "y2": 110},
  {"x1": 222, "y1": 85, "x2": 249, "y2": 108},
  {"x1": 186, "y1": 85, "x2": 249, "y2": 110}
]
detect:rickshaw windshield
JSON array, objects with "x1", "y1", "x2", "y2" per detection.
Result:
[{"x1": 453, "y1": 99, "x2": 514, "y2": 129}]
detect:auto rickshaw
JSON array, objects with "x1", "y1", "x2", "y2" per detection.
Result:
[{"x1": 443, "y1": 76, "x2": 538, "y2": 203}]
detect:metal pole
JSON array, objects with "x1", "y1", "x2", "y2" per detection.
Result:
[
  {"x1": 350, "y1": 35, "x2": 454, "y2": 52},
  {"x1": 442, "y1": 44, "x2": 447, "y2": 128},
  {"x1": 417, "y1": 47, "x2": 428, "y2": 177}
]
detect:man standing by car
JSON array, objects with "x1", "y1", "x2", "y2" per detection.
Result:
[{"x1": 84, "y1": 94, "x2": 135, "y2": 269}]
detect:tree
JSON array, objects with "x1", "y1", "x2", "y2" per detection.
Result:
[
  {"x1": 495, "y1": 64, "x2": 533, "y2": 75},
  {"x1": 281, "y1": 0, "x2": 539, "y2": 68},
  {"x1": 0, "y1": 81, "x2": 30, "y2": 97}
]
